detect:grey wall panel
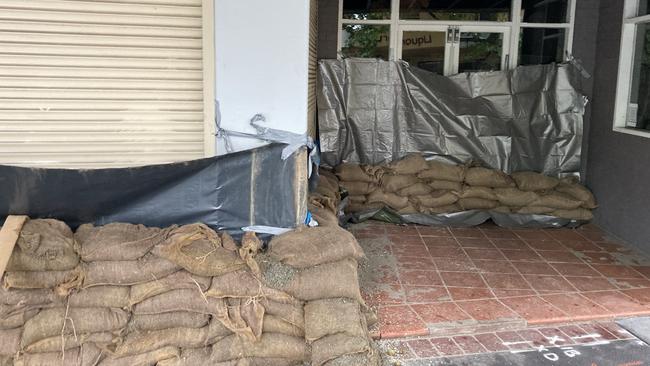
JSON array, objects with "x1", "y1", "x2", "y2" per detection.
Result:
[{"x1": 587, "y1": 0, "x2": 650, "y2": 251}]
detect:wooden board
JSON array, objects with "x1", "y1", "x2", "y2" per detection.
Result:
[{"x1": 0, "y1": 215, "x2": 28, "y2": 277}]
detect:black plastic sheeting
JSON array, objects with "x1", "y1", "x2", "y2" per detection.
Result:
[{"x1": 0, "y1": 143, "x2": 307, "y2": 234}]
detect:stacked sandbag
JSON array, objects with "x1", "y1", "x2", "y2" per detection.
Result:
[
  {"x1": 309, "y1": 168, "x2": 341, "y2": 227},
  {"x1": 336, "y1": 154, "x2": 597, "y2": 221},
  {"x1": 2, "y1": 219, "x2": 378, "y2": 365},
  {"x1": 267, "y1": 226, "x2": 380, "y2": 366}
]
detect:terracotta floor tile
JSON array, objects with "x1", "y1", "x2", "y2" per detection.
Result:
[
  {"x1": 551, "y1": 263, "x2": 601, "y2": 277},
  {"x1": 545, "y1": 229, "x2": 587, "y2": 241},
  {"x1": 433, "y1": 257, "x2": 476, "y2": 272},
  {"x1": 407, "y1": 339, "x2": 438, "y2": 358},
  {"x1": 500, "y1": 296, "x2": 569, "y2": 324},
  {"x1": 440, "y1": 271, "x2": 487, "y2": 288},
  {"x1": 423, "y1": 236, "x2": 459, "y2": 247},
  {"x1": 447, "y1": 287, "x2": 494, "y2": 301},
  {"x1": 482, "y1": 229, "x2": 519, "y2": 239},
  {"x1": 537, "y1": 327, "x2": 572, "y2": 346},
  {"x1": 451, "y1": 228, "x2": 486, "y2": 238},
  {"x1": 483, "y1": 273, "x2": 532, "y2": 290},
  {"x1": 362, "y1": 283, "x2": 405, "y2": 306},
  {"x1": 456, "y1": 237, "x2": 495, "y2": 249},
  {"x1": 370, "y1": 265, "x2": 400, "y2": 284},
  {"x1": 632, "y1": 266, "x2": 650, "y2": 279},
  {"x1": 465, "y1": 248, "x2": 507, "y2": 261},
  {"x1": 399, "y1": 269, "x2": 444, "y2": 286},
  {"x1": 427, "y1": 246, "x2": 468, "y2": 259},
  {"x1": 565, "y1": 276, "x2": 617, "y2": 292},
  {"x1": 596, "y1": 242, "x2": 633, "y2": 253},
  {"x1": 536, "y1": 250, "x2": 583, "y2": 263},
  {"x1": 611, "y1": 278, "x2": 650, "y2": 290},
  {"x1": 404, "y1": 286, "x2": 450, "y2": 303},
  {"x1": 378, "y1": 305, "x2": 428, "y2": 338},
  {"x1": 577, "y1": 230, "x2": 611, "y2": 242},
  {"x1": 453, "y1": 335, "x2": 487, "y2": 354},
  {"x1": 384, "y1": 340, "x2": 415, "y2": 359},
  {"x1": 500, "y1": 249, "x2": 542, "y2": 261},
  {"x1": 598, "y1": 321, "x2": 635, "y2": 340},
  {"x1": 491, "y1": 239, "x2": 528, "y2": 250},
  {"x1": 475, "y1": 333, "x2": 509, "y2": 351},
  {"x1": 582, "y1": 291, "x2": 650, "y2": 315},
  {"x1": 495, "y1": 330, "x2": 530, "y2": 350},
  {"x1": 472, "y1": 260, "x2": 518, "y2": 274},
  {"x1": 516, "y1": 329, "x2": 552, "y2": 347},
  {"x1": 525, "y1": 239, "x2": 566, "y2": 251},
  {"x1": 541, "y1": 293, "x2": 610, "y2": 321},
  {"x1": 396, "y1": 256, "x2": 436, "y2": 271},
  {"x1": 524, "y1": 275, "x2": 576, "y2": 292},
  {"x1": 457, "y1": 299, "x2": 519, "y2": 321},
  {"x1": 492, "y1": 289, "x2": 537, "y2": 298},
  {"x1": 621, "y1": 288, "x2": 650, "y2": 305},
  {"x1": 385, "y1": 225, "x2": 420, "y2": 234},
  {"x1": 512, "y1": 261, "x2": 559, "y2": 275},
  {"x1": 591, "y1": 264, "x2": 645, "y2": 279},
  {"x1": 559, "y1": 324, "x2": 592, "y2": 342},
  {"x1": 389, "y1": 235, "x2": 424, "y2": 246},
  {"x1": 391, "y1": 245, "x2": 430, "y2": 258},
  {"x1": 514, "y1": 229, "x2": 554, "y2": 240},
  {"x1": 579, "y1": 323, "x2": 618, "y2": 341},
  {"x1": 430, "y1": 337, "x2": 463, "y2": 356},
  {"x1": 411, "y1": 302, "x2": 472, "y2": 324},
  {"x1": 560, "y1": 240, "x2": 603, "y2": 252},
  {"x1": 417, "y1": 226, "x2": 452, "y2": 237},
  {"x1": 578, "y1": 251, "x2": 619, "y2": 265}
]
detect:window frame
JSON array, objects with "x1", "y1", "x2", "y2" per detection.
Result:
[
  {"x1": 613, "y1": 0, "x2": 650, "y2": 138},
  {"x1": 337, "y1": 0, "x2": 576, "y2": 71}
]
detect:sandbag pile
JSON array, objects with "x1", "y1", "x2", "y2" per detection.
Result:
[
  {"x1": 336, "y1": 154, "x2": 597, "y2": 221},
  {"x1": 308, "y1": 168, "x2": 341, "y2": 227},
  {"x1": 1, "y1": 219, "x2": 378, "y2": 366}
]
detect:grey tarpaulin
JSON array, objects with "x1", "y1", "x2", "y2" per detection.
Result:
[
  {"x1": 318, "y1": 59, "x2": 585, "y2": 177},
  {"x1": 0, "y1": 143, "x2": 308, "y2": 235},
  {"x1": 345, "y1": 207, "x2": 584, "y2": 229}
]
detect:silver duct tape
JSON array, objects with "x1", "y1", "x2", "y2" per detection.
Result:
[{"x1": 318, "y1": 59, "x2": 585, "y2": 177}]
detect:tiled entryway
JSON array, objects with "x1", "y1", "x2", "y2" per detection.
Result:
[{"x1": 353, "y1": 221, "x2": 650, "y2": 340}]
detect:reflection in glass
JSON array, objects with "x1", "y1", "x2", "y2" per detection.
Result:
[
  {"x1": 518, "y1": 28, "x2": 565, "y2": 65},
  {"x1": 629, "y1": 23, "x2": 650, "y2": 130},
  {"x1": 343, "y1": 0, "x2": 391, "y2": 20},
  {"x1": 401, "y1": 31, "x2": 447, "y2": 74},
  {"x1": 521, "y1": 0, "x2": 568, "y2": 23},
  {"x1": 458, "y1": 32, "x2": 503, "y2": 73},
  {"x1": 341, "y1": 24, "x2": 390, "y2": 59},
  {"x1": 399, "y1": 0, "x2": 511, "y2": 21}
]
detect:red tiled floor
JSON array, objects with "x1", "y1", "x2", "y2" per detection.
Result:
[
  {"x1": 472, "y1": 260, "x2": 517, "y2": 273},
  {"x1": 500, "y1": 296, "x2": 569, "y2": 324},
  {"x1": 407, "y1": 339, "x2": 438, "y2": 358},
  {"x1": 404, "y1": 286, "x2": 450, "y2": 303},
  {"x1": 465, "y1": 248, "x2": 507, "y2": 261},
  {"x1": 377, "y1": 305, "x2": 428, "y2": 338},
  {"x1": 399, "y1": 269, "x2": 443, "y2": 286},
  {"x1": 411, "y1": 302, "x2": 472, "y2": 325},
  {"x1": 475, "y1": 333, "x2": 509, "y2": 351},
  {"x1": 439, "y1": 271, "x2": 486, "y2": 288},
  {"x1": 355, "y1": 221, "x2": 650, "y2": 339},
  {"x1": 482, "y1": 273, "x2": 531, "y2": 290},
  {"x1": 453, "y1": 335, "x2": 487, "y2": 354},
  {"x1": 457, "y1": 299, "x2": 518, "y2": 321},
  {"x1": 523, "y1": 275, "x2": 576, "y2": 292},
  {"x1": 430, "y1": 337, "x2": 463, "y2": 356},
  {"x1": 512, "y1": 261, "x2": 559, "y2": 275},
  {"x1": 541, "y1": 293, "x2": 610, "y2": 321},
  {"x1": 447, "y1": 287, "x2": 494, "y2": 301}
]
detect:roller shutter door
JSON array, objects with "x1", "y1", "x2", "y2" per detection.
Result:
[{"x1": 0, "y1": 0, "x2": 215, "y2": 168}]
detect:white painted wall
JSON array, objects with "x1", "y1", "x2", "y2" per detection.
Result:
[{"x1": 214, "y1": 0, "x2": 310, "y2": 154}]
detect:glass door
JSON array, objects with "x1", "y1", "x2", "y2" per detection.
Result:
[
  {"x1": 398, "y1": 25, "x2": 510, "y2": 75},
  {"x1": 397, "y1": 25, "x2": 451, "y2": 75}
]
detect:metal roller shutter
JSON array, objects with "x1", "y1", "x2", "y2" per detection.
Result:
[{"x1": 0, "y1": 0, "x2": 215, "y2": 168}]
